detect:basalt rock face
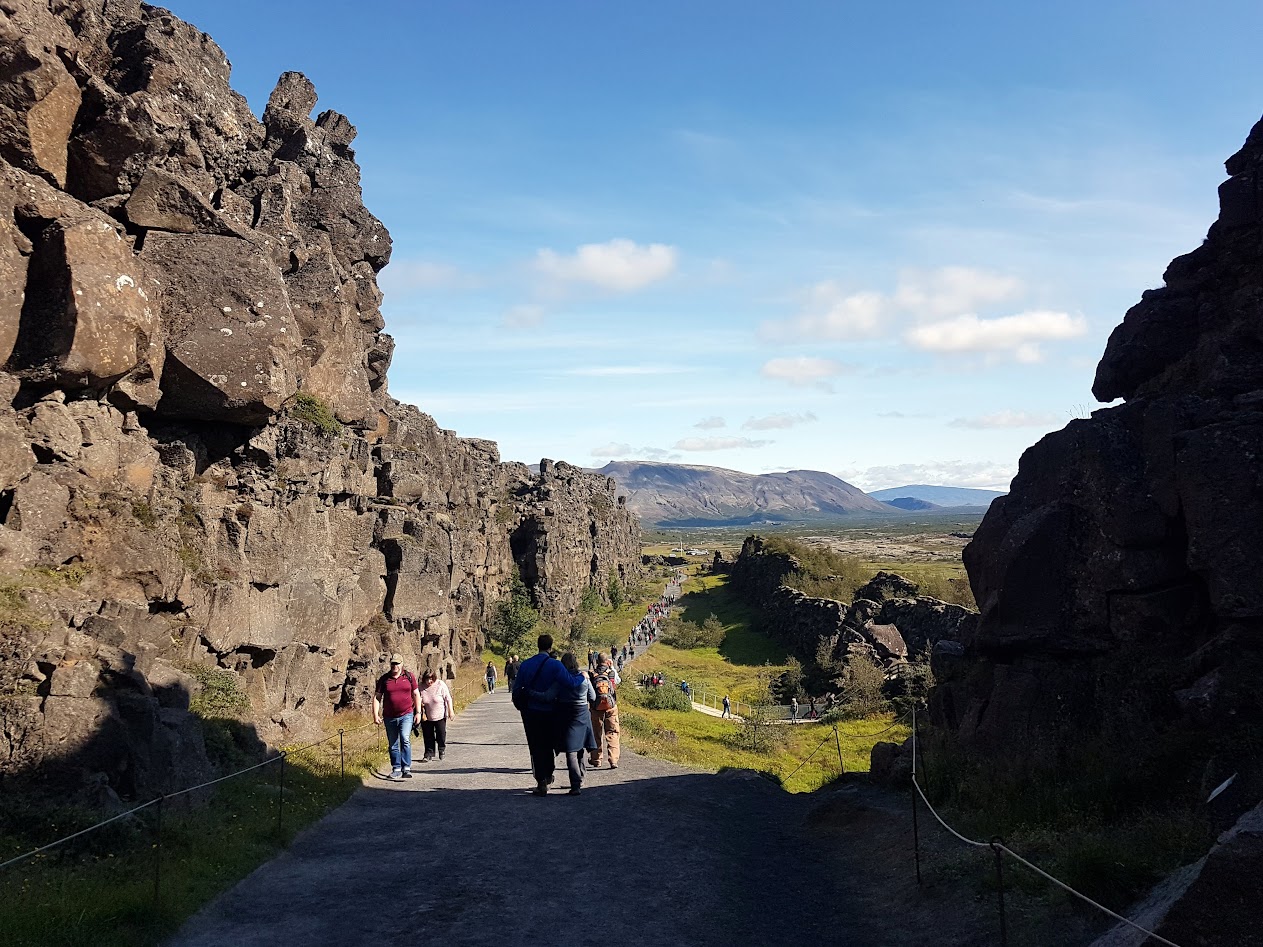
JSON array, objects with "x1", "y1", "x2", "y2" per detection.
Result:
[
  {"x1": 729, "y1": 537, "x2": 974, "y2": 676},
  {"x1": 0, "y1": 1, "x2": 639, "y2": 801},
  {"x1": 937, "y1": 117, "x2": 1263, "y2": 785}
]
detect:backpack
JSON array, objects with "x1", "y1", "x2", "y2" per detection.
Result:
[{"x1": 592, "y1": 671, "x2": 616, "y2": 714}]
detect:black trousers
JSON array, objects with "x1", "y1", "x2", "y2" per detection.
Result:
[
  {"x1": 520, "y1": 710, "x2": 555, "y2": 785},
  {"x1": 420, "y1": 718, "x2": 447, "y2": 759}
]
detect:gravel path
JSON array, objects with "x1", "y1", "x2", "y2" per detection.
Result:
[{"x1": 167, "y1": 689, "x2": 900, "y2": 947}]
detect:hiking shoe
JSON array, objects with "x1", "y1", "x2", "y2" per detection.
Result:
[
  {"x1": 420, "y1": 755, "x2": 434, "y2": 763},
  {"x1": 610, "y1": 762, "x2": 618, "y2": 769},
  {"x1": 568, "y1": 787, "x2": 582, "y2": 795},
  {"x1": 401, "y1": 769, "x2": 413, "y2": 779},
  {"x1": 438, "y1": 749, "x2": 445, "y2": 760},
  {"x1": 388, "y1": 769, "x2": 402, "y2": 781},
  {"x1": 531, "y1": 785, "x2": 548, "y2": 796}
]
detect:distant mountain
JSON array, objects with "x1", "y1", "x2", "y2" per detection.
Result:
[
  {"x1": 882, "y1": 496, "x2": 941, "y2": 511},
  {"x1": 868, "y1": 485, "x2": 1004, "y2": 508},
  {"x1": 596, "y1": 462, "x2": 892, "y2": 526}
]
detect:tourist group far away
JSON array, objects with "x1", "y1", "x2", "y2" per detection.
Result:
[{"x1": 371, "y1": 575, "x2": 682, "y2": 793}]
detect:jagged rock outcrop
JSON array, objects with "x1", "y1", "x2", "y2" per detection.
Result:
[
  {"x1": 935, "y1": 116, "x2": 1263, "y2": 792},
  {"x1": 728, "y1": 537, "x2": 974, "y2": 679},
  {"x1": 0, "y1": 0, "x2": 638, "y2": 801}
]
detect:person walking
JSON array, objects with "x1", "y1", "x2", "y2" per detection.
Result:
[
  {"x1": 533, "y1": 652, "x2": 597, "y2": 794},
  {"x1": 790, "y1": 695, "x2": 799, "y2": 723},
  {"x1": 505, "y1": 655, "x2": 519, "y2": 691},
  {"x1": 722, "y1": 694, "x2": 731, "y2": 719},
  {"x1": 512, "y1": 633, "x2": 569, "y2": 795},
  {"x1": 485, "y1": 660, "x2": 498, "y2": 693},
  {"x1": 418, "y1": 669, "x2": 454, "y2": 761},
  {"x1": 373, "y1": 654, "x2": 421, "y2": 780},
  {"x1": 588, "y1": 655, "x2": 621, "y2": 770}
]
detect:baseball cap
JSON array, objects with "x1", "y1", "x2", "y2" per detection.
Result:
[{"x1": 389, "y1": 653, "x2": 402, "y2": 665}]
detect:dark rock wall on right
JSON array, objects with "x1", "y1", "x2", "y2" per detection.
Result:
[{"x1": 938, "y1": 117, "x2": 1263, "y2": 784}]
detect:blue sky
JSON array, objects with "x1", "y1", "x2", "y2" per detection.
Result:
[{"x1": 171, "y1": 1, "x2": 1263, "y2": 490}]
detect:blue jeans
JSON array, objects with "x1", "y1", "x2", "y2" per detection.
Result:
[{"x1": 384, "y1": 713, "x2": 414, "y2": 771}]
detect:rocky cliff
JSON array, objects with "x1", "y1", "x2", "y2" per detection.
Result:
[
  {"x1": 0, "y1": 0, "x2": 638, "y2": 801},
  {"x1": 728, "y1": 537, "x2": 973, "y2": 682},
  {"x1": 936, "y1": 115, "x2": 1263, "y2": 800}
]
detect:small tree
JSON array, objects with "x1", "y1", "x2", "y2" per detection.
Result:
[
  {"x1": 607, "y1": 571, "x2": 625, "y2": 610},
  {"x1": 734, "y1": 666, "x2": 782, "y2": 754},
  {"x1": 841, "y1": 650, "x2": 888, "y2": 718},
  {"x1": 494, "y1": 573, "x2": 538, "y2": 655},
  {"x1": 579, "y1": 585, "x2": 603, "y2": 614}
]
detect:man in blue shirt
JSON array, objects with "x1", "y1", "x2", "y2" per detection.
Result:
[{"x1": 512, "y1": 633, "x2": 568, "y2": 795}]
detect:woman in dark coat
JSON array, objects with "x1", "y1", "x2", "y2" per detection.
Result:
[{"x1": 532, "y1": 651, "x2": 597, "y2": 794}]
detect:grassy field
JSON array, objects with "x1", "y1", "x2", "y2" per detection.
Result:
[
  {"x1": 617, "y1": 568, "x2": 908, "y2": 790},
  {"x1": 0, "y1": 720, "x2": 385, "y2": 947}
]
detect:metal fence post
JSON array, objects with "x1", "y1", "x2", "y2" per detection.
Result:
[
  {"x1": 834, "y1": 726, "x2": 844, "y2": 773},
  {"x1": 153, "y1": 794, "x2": 165, "y2": 906},
  {"x1": 992, "y1": 841, "x2": 1008, "y2": 946},
  {"x1": 911, "y1": 706, "x2": 922, "y2": 886},
  {"x1": 277, "y1": 752, "x2": 286, "y2": 836},
  {"x1": 339, "y1": 729, "x2": 345, "y2": 780}
]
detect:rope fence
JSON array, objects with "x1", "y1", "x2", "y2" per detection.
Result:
[
  {"x1": 908, "y1": 707, "x2": 1184, "y2": 947},
  {"x1": 0, "y1": 718, "x2": 378, "y2": 894}
]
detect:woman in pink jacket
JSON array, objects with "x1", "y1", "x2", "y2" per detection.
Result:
[{"x1": 417, "y1": 669, "x2": 455, "y2": 761}]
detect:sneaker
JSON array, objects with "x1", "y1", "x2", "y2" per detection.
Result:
[
  {"x1": 420, "y1": 755, "x2": 434, "y2": 763},
  {"x1": 610, "y1": 762, "x2": 618, "y2": 769},
  {"x1": 531, "y1": 785, "x2": 548, "y2": 796},
  {"x1": 568, "y1": 787, "x2": 582, "y2": 795},
  {"x1": 438, "y1": 749, "x2": 445, "y2": 760},
  {"x1": 401, "y1": 769, "x2": 413, "y2": 779},
  {"x1": 389, "y1": 769, "x2": 402, "y2": 781}
]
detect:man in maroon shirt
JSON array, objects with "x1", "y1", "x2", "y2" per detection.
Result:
[{"x1": 373, "y1": 653, "x2": 422, "y2": 780}]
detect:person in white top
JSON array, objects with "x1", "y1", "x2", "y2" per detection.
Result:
[{"x1": 417, "y1": 669, "x2": 455, "y2": 761}]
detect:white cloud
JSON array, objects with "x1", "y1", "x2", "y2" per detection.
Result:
[
  {"x1": 761, "y1": 283, "x2": 887, "y2": 341},
  {"x1": 502, "y1": 304, "x2": 545, "y2": 328},
  {"x1": 893, "y1": 266, "x2": 1023, "y2": 320},
  {"x1": 742, "y1": 411, "x2": 817, "y2": 430},
  {"x1": 534, "y1": 239, "x2": 678, "y2": 292},
  {"x1": 673, "y1": 436, "x2": 773, "y2": 451},
  {"x1": 839, "y1": 460, "x2": 1016, "y2": 492},
  {"x1": 760, "y1": 356, "x2": 852, "y2": 390},
  {"x1": 761, "y1": 266, "x2": 1025, "y2": 341},
  {"x1": 949, "y1": 410, "x2": 1062, "y2": 429},
  {"x1": 694, "y1": 416, "x2": 727, "y2": 429},
  {"x1": 903, "y1": 310, "x2": 1087, "y2": 362},
  {"x1": 590, "y1": 443, "x2": 681, "y2": 461}
]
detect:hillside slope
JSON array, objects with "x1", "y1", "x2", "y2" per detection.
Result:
[{"x1": 597, "y1": 461, "x2": 891, "y2": 525}]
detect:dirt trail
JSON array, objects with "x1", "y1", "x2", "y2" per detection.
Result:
[{"x1": 165, "y1": 690, "x2": 1080, "y2": 947}]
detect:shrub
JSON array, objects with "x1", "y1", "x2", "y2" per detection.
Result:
[
  {"x1": 841, "y1": 651, "x2": 889, "y2": 718},
  {"x1": 639, "y1": 684, "x2": 692, "y2": 712},
  {"x1": 131, "y1": 500, "x2": 158, "y2": 528},
  {"x1": 731, "y1": 666, "x2": 783, "y2": 753},
  {"x1": 579, "y1": 585, "x2": 603, "y2": 614},
  {"x1": 607, "y1": 571, "x2": 625, "y2": 610},
  {"x1": 288, "y1": 392, "x2": 342, "y2": 435},
  {"x1": 184, "y1": 665, "x2": 250, "y2": 719},
  {"x1": 660, "y1": 613, "x2": 725, "y2": 650}
]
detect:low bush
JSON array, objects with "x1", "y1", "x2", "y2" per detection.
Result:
[
  {"x1": 288, "y1": 392, "x2": 342, "y2": 435},
  {"x1": 638, "y1": 684, "x2": 693, "y2": 712}
]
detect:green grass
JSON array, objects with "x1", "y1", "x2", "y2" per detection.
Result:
[
  {"x1": 0, "y1": 724, "x2": 384, "y2": 947},
  {"x1": 619, "y1": 696, "x2": 907, "y2": 792},
  {"x1": 620, "y1": 566, "x2": 908, "y2": 790}
]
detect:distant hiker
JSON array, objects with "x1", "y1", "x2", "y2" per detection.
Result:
[
  {"x1": 589, "y1": 656, "x2": 622, "y2": 770},
  {"x1": 808, "y1": 696, "x2": 818, "y2": 719},
  {"x1": 722, "y1": 694, "x2": 731, "y2": 719},
  {"x1": 588, "y1": 650, "x2": 596, "y2": 671},
  {"x1": 512, "y1": 633, "x2": 569, "y2": 795},
  {"x1": 485, "y1": 661, "x2": 498, "y2": 693},
  {"x1": 535, "y1": 652, "x2": 597, "y2": 794},
  {"x1": 505, "y1": 655, "x2": 519, "y2": 690},
  {"x1": 418, "y1": 669, "x2": 455, "y2": 761},
  {"x1": 790, "y1": 696, "x2": 799, "y2": 722},
  {"x1": 373, "y1": 654, "x2": 421, "y2": 780}
]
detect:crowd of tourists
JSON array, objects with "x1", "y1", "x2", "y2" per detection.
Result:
[{"x1": 373, "y1": 576, "x2": 683, "y2": 792}]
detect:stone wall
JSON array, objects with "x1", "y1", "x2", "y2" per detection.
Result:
[
  {"x1": 933, "y1": 117, "x2": 1263, "y2": 790},
  {"x1": 0, "y1": 0, "x2": 638, "y2": 801}
]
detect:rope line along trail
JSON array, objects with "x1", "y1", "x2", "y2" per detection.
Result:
[
  {"x1": 909, "y1": 708, "x2": 1185, "y2": 947},
  {"x1": 0, "y1": 720, "x2": 377, "y2": 876}
]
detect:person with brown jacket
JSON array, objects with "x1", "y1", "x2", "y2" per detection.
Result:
[{"x1": 588, "y1": 655, "x2": 621, "y2": 769}]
